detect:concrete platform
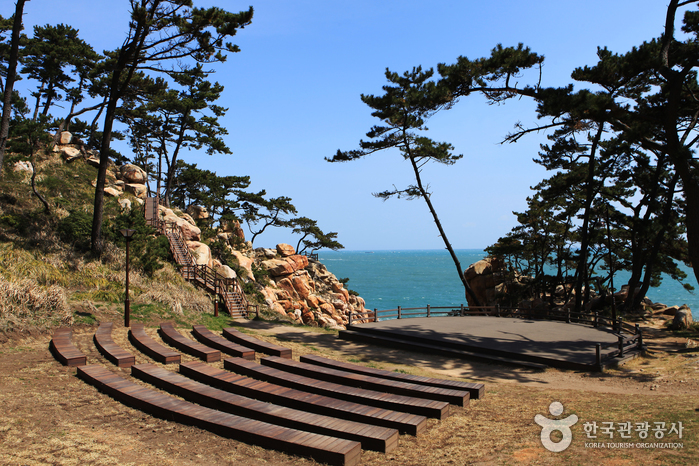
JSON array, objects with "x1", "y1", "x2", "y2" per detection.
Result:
[{"x1": 342, "y1": 317, "x2": 637, "y2": 371}]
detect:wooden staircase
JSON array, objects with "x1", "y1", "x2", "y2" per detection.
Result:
[{"x1": 146, "y1": 198, "x2": 249, "y2": 318}]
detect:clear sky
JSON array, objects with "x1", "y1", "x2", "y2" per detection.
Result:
[{"x1": 3, "y1": 1, "x2": 675, "y2": 251}]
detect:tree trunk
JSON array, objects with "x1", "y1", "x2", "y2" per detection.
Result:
[
  {"x1": 0, "y1": 0, "x2": 27, "y2": 178},
  {"x1": 408, "y1": 155, "x2": 481, "y2": 306}
]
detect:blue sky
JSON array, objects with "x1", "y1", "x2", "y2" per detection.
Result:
[{"x1": 4, "y1": 1, "x2": 674, "y2": 250}]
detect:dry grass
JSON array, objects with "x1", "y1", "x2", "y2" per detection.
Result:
[{"x1": 0, "y1": 276, "x2": 72, "y2": 332}]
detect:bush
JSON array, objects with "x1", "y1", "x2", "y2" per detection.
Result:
[{"x1": 57, "y1": 210, "x2": 93, "y2": 248}]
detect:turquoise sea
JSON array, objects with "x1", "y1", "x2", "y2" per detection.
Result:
[{"x1": 318, "y1": 249, "x2": 699, "y2": 319}]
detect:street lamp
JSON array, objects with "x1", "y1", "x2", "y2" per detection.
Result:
[
  {"x1": 120, "y1": 228, "x2": 136, "y2": 327},
  {"x1": 214, "y1": 294, "x2": 219, "y2": 317}
]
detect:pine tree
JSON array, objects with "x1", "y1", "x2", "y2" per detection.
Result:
[{"x1": 90, "y1": 1, "x2": 253, "y2": 256}]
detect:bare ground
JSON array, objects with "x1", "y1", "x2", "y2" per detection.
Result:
[{"x1": 0, "y1": 317, "x2": 697, "y2": 466}]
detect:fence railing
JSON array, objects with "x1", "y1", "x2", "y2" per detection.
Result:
[
  {"x1": 146, "y1": 202, "x2": 250, "y2": 317},
  {"x1": 348, "y1": 304, "x2": 644, "y2": 368}
]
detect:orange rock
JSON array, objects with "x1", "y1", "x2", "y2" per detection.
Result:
[
  {"x1": 292, "y1": 275, "x2": 312, "y2": 299},
  {"x1": 276, "y1": 243, "x2": 296, "y2": 257}
]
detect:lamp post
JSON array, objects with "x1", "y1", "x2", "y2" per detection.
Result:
[
  {"x1": 120, "y1": 228, "x2": 136, "y2": 327},
  {"x1": 214, "y1": 294, "x2": 219, "y2": 317}
]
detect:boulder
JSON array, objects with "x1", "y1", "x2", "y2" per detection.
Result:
[
  {"x1": 187, "y1": 241, "x2": 211, "y2": 266},
  {"x1": 261, "y1": 258, "x2": 295, "y2": 277},
  {"x1": 288, "y1": 254, "x2": 309, "y2": 270},
  {"x1": 60, "y1": 131, "x2": 72, "y2": 144},
  {"x1": 276, "y1": 277, "x2": 300, "y2": 300},
  {"x1": 672, "y1": 307, "x2": 694, "y2": 330},
  {"x1": 160, "y1": 207, "x2": 201, "y2": 241},
  {"x1": 292, "y1": 274, "x2": 313, "y2": 299},
  {"x1": 104, "y1": 187, "x2": 121, "y2": 197},
  {"x1": 118, "y1": 199, "x2": 132, "y2": 211},
  {"x1": 214, "y1": 263, "x2": 237, "y2": 280},
  {"x1": 120, "y1": 164, "x2": 148, "y2": 183},
  {"x1": 231, "y1": 250, "x2": 255, "y2": 281},
  {"x1": 301, "y1": 311, "x2": 315, "y2": 324},
  {"x1": 59, "y1": 146, "x2": 81, "y2": 162},
  {"x1": 276, "y1": 243, "x2": 296, "y2": 257},
  {"x1": 86, "y1": 156, "x2": 100, "y2": 168},
  {"x1": 13, "y1": 161, "x2": 32, "y2": 173},
  {"x1": 125, "y1": 183, "x2": 147, "y2": 199}
]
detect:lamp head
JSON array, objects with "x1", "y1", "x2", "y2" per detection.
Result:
[{"x1": 120, "y1": 228, "x2": 136, "y2": 239}]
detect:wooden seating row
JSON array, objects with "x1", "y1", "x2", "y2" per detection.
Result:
[
  {"x1": 191, "y1": 325, "x2": 255, "y2": 360},
  {"x1": 129, "y1": 323, "x2": 181, "y2": 364},
  {"x1": 223, "y1": 327, "x2": 292, "y2": 358},
  {"x1": 300, "y1": 354, "x2": 486, "y2": 399},
  {"x1": 132, "y1": 363, "x2": 398, "y2": 453},
  {"x1": 94, "y1": 322, "x2": 135, "y2": 368},
  {"x1": 180, "y1": 360, "x2": 426, "y2": 436},
  {"x1": 224, "y1": 357, "x2": 450, "y2": 419},
  {"x1": 160, "y1": 322, "x2": 221, "y2": 362},
  {"x1": 77, "y1": 364, "x2": 361, "y2": 466},
  {"x1": 49, "y1": 327, "x2": 86, "y2": 367},
  {"x1": 264, "y1": 356, "x2": 469, "y2": 406}
]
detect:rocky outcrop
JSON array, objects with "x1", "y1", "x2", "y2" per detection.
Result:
[
  {"x1": 244, "y1": 243, "x2": 365, "y2": 329},
  {"x1": 672, "y1": 306, "x2": 694, "y2": 329}
]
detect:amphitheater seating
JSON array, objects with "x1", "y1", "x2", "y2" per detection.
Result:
[
  {"x1": 262, "y1": 356, "x2": 470, "y2": 406},
  {"x1": 49, "y1": 327, "x2": 86, "y2": 367},
  {"x1": 159, "y1": 322, "x2": 220, "y2": 362},
  {"x1": 132, "y1": 363, "x2": 398, "y2": 453},
  {"x1": 94, "y1": 322, "x2": 135, "y2": 368},
  {"x1": 78, "y1": 364, "x2": 361, "y2": 466},
  {"x1": 191, "y1": 325, "x2": 255, "y2": 360},
  {"x1": 224, "y1": 357, "x2": 450, "y2": 419},
  {"x1": 180, "y1": 360, "x2": 427, "y2": 436},
  {"x1": 299, "y1": 354, "x2": 485, "y2": 399},
  {"x1": 128, "y1": 323, "x2": 181, "y2": 364},
  {"x1": 222, "y1": 327, "x2": 292, "y2": 358}
]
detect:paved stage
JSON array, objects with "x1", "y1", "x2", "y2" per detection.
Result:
[{"x1": 349, "y1": 316, "x2": 623, "y2": 369}]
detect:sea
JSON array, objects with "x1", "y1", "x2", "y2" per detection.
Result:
[{"x1": 318, "y1": 249, "x2": 699, "y2": 320}]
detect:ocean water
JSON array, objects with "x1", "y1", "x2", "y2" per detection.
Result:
[{"x1": 318, "y1": 249, "x2": 699, "y2": 319}]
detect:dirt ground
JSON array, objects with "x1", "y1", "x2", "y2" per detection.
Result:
[{"x1": 0, "y1": 318, "x2": 697, "y2": 466}]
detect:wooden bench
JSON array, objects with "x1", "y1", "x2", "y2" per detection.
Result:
[
  {"x1": 224, "y1": 357, "x2": 450, "y2": 419},
  {"x1": 77, "y1": 364, "x2": 361, "y2": 466},
  {"x1": 49, "y1": 327, "x2": 86, "y2": 367},
  {"x1": 180, "y1": 361, "x2": 426, "y2": 436},
  {"x1": 222, "y1": 327, "x2": 292, "y2": 358},
  {"x1": 159, "y1": 322, "x2": 220, "y2": 362},
  {"x1": 191, "y1": 325, "x2": 255, "y2": 360},
  {"x1": 262, "y1": 356, "x2": 469, "y2": 406},
  {"x1": 300, "y1": 354, "x2": 485, "y2": 399},
  {"x1": 128, "y1": 323, "x2": 181, "y2": 364},
  {"x1": 132, "y1": 363, "x2": 398, "y2": 453},
  {"x1": 94, "y1": 322, "x2": 135, "y2": 368}
]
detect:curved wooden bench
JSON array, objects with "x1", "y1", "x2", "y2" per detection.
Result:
[
  {"x1": 180, "y1": 361, "x2": 426, "y2": 436},
  {"x1": 160, "y1": 322, "x2": 220, "y2": 362},
  {"x1": 132, "y1": 363, "x2": 398, "y2": 453},
  {"x1": 50, "y1": 327, "x2": 86, "y2": 367},
  {"x1": 224, "y1": 357, "x2": 449, "y2": 419},
  {"x1": 222, "y1": 327, "x2": 292, "y2": 358},
  {"x1": 300, "y1": 354, "x2": 485, "y2": 399},
  {"x1": 128, "y1": 323, "x2": 181, "y2": 364},
  {"x1": 94, "y1": 322, "x2": 135, "y2": 368},
  {"x1": 264, "y1": 356, "x2": 469, "y2": 406},
  {"x1": 191, "y1": 325, "x2": 255, "y2": 360},
  {"x1": 77, "y1": 364, "x2": 361, "y2": 466}
]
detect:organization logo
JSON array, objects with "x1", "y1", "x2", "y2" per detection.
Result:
[{"x1": 535, "y1": 401, "x2": 579, "y2": 452}]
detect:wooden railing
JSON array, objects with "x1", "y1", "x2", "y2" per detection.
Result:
[
  {"x1": 348, "y1": 304, "x2": 644, "y2": 367},
  {"x1": 145, "y1": 200, "x2": 250, "y2": 317}
]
